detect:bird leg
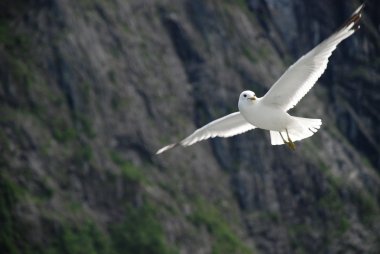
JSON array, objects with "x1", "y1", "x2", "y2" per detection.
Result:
[
  {"x1": 279, "y1": 130, "x2": 296, "y2": 151},
  {"x1": 285, "y1": 129, "x2": 296, "y2": 151}
]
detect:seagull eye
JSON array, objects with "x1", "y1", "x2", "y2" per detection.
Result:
[{"x1": 243, "y1": 94, "x2": 247, "y2": 97}]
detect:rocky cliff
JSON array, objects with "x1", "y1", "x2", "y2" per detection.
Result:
[{"x1": 1, "y1": 0, "x2": 379, "y2": 253}]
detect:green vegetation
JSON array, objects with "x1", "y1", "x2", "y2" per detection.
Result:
[
  {"x1": 122, "y1": 23, "x2": 130, "y2": 34},
  {"x1": 319, "y1": 178, "x2": 350, "y2": 236},
  {"x1": 52, "y1": 126, "x2": 77, "y2": 143},
  {"x1": 120, "y1": 161, "x2": 144, "y2": 182},
  {"x1": 80, "y1": 81, "x2": 92, "y2": 104},
  {"x1": 77, "y1": 0, "x2": 97, "y2": 9},
  {"x1": 336, "y1": 217, "x2": 350, "y2": 236},
  {"x1": 258, "y1": 211, "x2": 280, "y2": 224},
  {"x1": 44, "y1": 221, "x2": 115, "y2": 254},
  {"x1": 360, "y1": 156, "x2": 372, "y2": 168},
  {"x1": 9, "y1": 58, "x2": 35, "y2": 87},
  {"x1": 32, "y1": 177, "x2": 55, "y2": 203},
  {"x1": 0, "y1": 20, "x2": 30, "y2": 55},
  {"x1": 235, "y1": 0, "x2": 248, "y2": 10},
  {"x1": 0, "y1": 172, "x2": 25, "y2": 254},
  {"x1": 0, "y1": 21, "x2": 11, "y2": 44},
  {"x1": 284, "y1": 160, "x2": 351, "y2": 251},
  {"x1": 46, "y1": 199, "x2": 177, "y2": 254},
  {"x1": 223, "y1": 0, "x2": 249, "y2": 12},
  {"x1": 110, "y1": 151, "x2": 145, "y2": 183},
  {"x1": 74, "y1": 113, "x2": 96, "y2": 139},
  {"x1": 346, "y1": 66, "x2": 373, "y2": 81},
  {"x1": 50, "y1": 117, "x2": 77, "y2": 143},
  {"x1": 352, "y1": 191, "x2": 379, "y2": 225},
  {"x1": 75, "y1": 143, "x2": 93, "y2": 162},
  {"x1": 0, "y1": 170, "x2": 174, "y2": 254},
  {"x1": 107, "y1": 70, "x2": 117, "y2": 85},
  {"x1": 110, "y1": 95, "x2": 121, "y2": 110},
  {"x1": 0, "y1": 130, "x2": 10, "y2": 167},
  {"x1": 257, "y1": 46, "x2": 271, "y2": 59},
  {"x1": 242, "y1": 46, "x2": 258, "y2": 63},
  {"x1": 287, "y1": 223, "x2": 311, "y2": 254},
  {"x1": 317, "y1": 176, "x2": 351, "y2": 241},
  {"x1": 318, "y1": 187, "x2": 344, "y2": 212},
  {"x1": 189, "y1": 199, "x2": 252, "y2": 254},
  {"x1": 110, "y1": 202, "x2": 177, "y2": 254}
]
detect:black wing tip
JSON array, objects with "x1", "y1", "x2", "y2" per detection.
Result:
[{"x1": 343, "y1": 3, "x2": 365, "y2": 31}]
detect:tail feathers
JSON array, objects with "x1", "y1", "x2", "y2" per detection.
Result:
[{"x1": 270, "y1": 117, "x2": 322, "y2": 145}]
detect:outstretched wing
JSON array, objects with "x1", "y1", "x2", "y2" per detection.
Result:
[
  {"x1": 261, "y1": 4, "x2": 364, "y2": 111},
  {"x1": 156, "y1": 112, "x2": 255, "y2": 154}
]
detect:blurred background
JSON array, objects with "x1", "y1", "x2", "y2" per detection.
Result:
[{"x1": 1, "y1": 0, "x2": 379, "y2": 253}]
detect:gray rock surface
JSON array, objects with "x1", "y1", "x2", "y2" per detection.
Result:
[{"x1": 0, "y1": 0, "x2": 379, "y2": 253}]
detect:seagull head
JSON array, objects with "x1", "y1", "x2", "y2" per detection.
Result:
[{"x1": 239, "y1": 90, "x2": 257, "y2": 102}]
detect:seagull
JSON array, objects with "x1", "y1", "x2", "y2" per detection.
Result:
[{"x1": 156, "y1": 4, "x2": 364, "y2": 154}]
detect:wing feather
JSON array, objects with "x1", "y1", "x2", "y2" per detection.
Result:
[
  {"x1": 261, "y1": 4, "x2": 364, "y2": 111},
  {"x1": 156, "y1": 112, "x2": 255, "y2": 154}
]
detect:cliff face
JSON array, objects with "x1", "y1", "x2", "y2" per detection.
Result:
[{"x1": 1, "y1": 0, "x2": 379, "y2": 253}]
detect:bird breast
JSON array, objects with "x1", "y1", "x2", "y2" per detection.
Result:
[{"x1": 239, "y1": 101, "x2": 291, "y2": 131}]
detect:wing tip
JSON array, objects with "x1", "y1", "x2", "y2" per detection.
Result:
[
  {"x1": 353, "y1": 3, "x2": 365, "y2": 15},
  {"x1": 155, "y1": 143, "x2": 178, "y2": 155},
  {"x1": 343, "y1": 3, "x2": 365, "y2": 32}
]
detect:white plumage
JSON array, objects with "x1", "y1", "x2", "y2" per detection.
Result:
[
  {"x1": 261, "y1": 4, "x2": 363, "y2": 111},
  {"x1": 156, "y1": 112, "x2": 255, "y2": 154},
  {"x1": 156, "y1": 4, "x2": 364, "y2": 154}
]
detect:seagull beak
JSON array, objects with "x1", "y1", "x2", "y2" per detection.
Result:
[{"x1": 249, "y1": 96, "x2": 257, "y2": 101}]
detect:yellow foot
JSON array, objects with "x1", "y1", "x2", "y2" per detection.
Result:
[
  {"x1": 285, "y1": 129, "x2": 296, "y2": 151},
  {"x1": 279, "y1": 130, "x2": 296, "y2": 151},
  {"x1": 286, "y1": 141, "x2": 296, "y2": 151}
]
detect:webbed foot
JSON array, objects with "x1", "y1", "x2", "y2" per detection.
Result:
[
  {"x1": 279, "y1": 130, "x2": 296, "y2": 151},
  {"x1": 285, "y1": 129, "x2": 296, "y2": 151}
]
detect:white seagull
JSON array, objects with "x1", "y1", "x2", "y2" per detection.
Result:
[{"x1": 157, "y1": 4, "x2": 364, "y2": 154}]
